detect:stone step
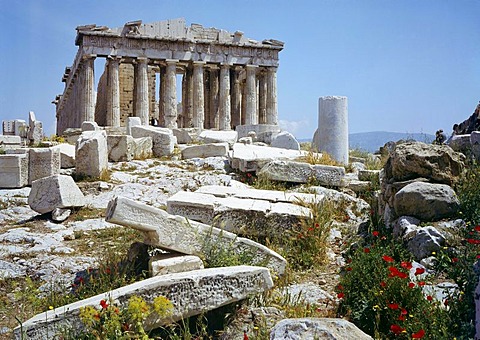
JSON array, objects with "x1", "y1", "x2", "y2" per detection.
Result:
[
  {"x1": 105, "y1": 196, "x2": 286, "y2": 275},
  {"x1": 14, "y1": 266, "x2": 273, "y2": 339}
]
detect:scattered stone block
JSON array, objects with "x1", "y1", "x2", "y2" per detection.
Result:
[
  {"x1": 447, "y1": 134, "x2": 471, "y2": 152},
  {"x1": 133, "y1": 137, "x2": 153, "y2": 159},
  {"x1": 126, "y1": 117, "x2": 142, "y2": 135},
  {"x1": 394, "y1": 182, "x2": 460, "y2": 221},
  {"x1": 28, "y1": 111, "x2": 43, "y2": 144},
  {"x1": 181, "y1": 143, "x2": 229, "y2": 159},
  {"x1": 358, "y1": 169, "x2": 380, "y2": 182},
  {"x1": 131, "y1": 125, "x2": 175, "y2": 157},
  {"x1": 28, "y1": 175, "x2": 85, "y2": 214},
  {"x1": 107, "y1": 135, "x2": 135, "y2": 162},
  {"x1": 198, "y1": 130, "x2": 238, "y2": 147},
  {"x1": 81, "y1": 121, "x2": 99, "y2": 131},
  {"x1": 270, "y1": 318, "x2": 373, "y2": 340},
  {"x1": 236, "y1": 124, "x2": 281, "y2": 143},
  {"x1": 149, "y1": 254, "x2": 204, "y2": 276},
  {"x1": 106, "y1": 196, "x2": 287, "y2": 275},
  {"x1": 52, "y1": 143, "x2": 76, "y2": 168},
  {"x1": 271, "y1": 131, "x2": 300, "y2": 150},
  {"x1": 51, "y1": 208, "x2": 72, "y2": 222},
  {"x1": 407, "y1": 226, "x2": 446, "y2": 260},
  {"x1": 75, "y1": 130, "x2": 108, "y2": 178},
  {"x1": 471, "y1": 131, "x2": 480, "y2": 162},
  {"x1": 0, "y1": 154, "x2": 28, "y2": 188},
  {"x1": 230, "y1": 143, "x2": 307, "y2": 172},
  {"x1": 0, "y1": 135, "x2": 22, "y2": 150},
  {"x1": 14, "y1": 266, "x2": 273, "y2": 339},
  {"x1": 28, "y1": 147, "x2": 61, "y2": 185},
  {"x1": 172, "y1": 128, "x2": 199, "y2": 144},
  {"x1": 62, "y1": 128, "x2": 82, "y2": 144}
]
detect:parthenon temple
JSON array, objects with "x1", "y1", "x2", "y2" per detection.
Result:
[{"x1": 53, "y1": 18, "x2": 284, "y2": 135}]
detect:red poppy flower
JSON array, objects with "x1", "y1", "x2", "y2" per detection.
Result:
[
  {"x1": 372, "y1": 231, "x2": 379, "y2": 237},
  {"x1": 412, "y1": 329, "x2": 425, "y2": 339},
  {"x1": 390, "y1": 324, "x2": 405, "y2": 335},
  {"x1": 397, "y1": 272, "x2": 408, "y2": 279},
  {"x1": 418, "y1": 281, "x2": 426, "y2": 286},
  {"x1": 408, "y1": 282, "x2": 415, "y2": 288},
  {"x1": 477, "y1": 254, "x2": 480, "y2": 259},
  {"x1": 337, "y1": 292, "x2": 345, "y2": 299},
  {"x1": 467, "y1": 238, "x2": 480, "y2": 244},
  {"x1": 451, "y1": 257, "x2": 459, "y2": 263},
  {"x1": 364, "y1": 247, "x2": 370, "y2": 253},
  {"x1": 100, "y1": 299, "x2": 109, "y2": 309},
  {"x1": 337, "y1": 284, "x2": 343, "y2": 291},
  {"x1": 346, "y1": 267, "x2": 352, "y2": 271},
  {"x1": 414, "y1": 268, "x2": 425, "y2": 275},
  {"x1": 398, "y1": 315, "x2": 406, "y2": 321},
  {"x1": 426, "y1": 295, "x2": 433, "y2": 301},
  {"x1": 400, "y1": 261, "x2": 412, "y2": 269},
  {"x1": 94, "y1": 313, "x2": 100, "y2": 320},
  {"x1": 380, "y1": 281, "x2": 386, "y2": 287},
  {"x1": 475, "y1": 225, "x2": 480, "y2": 232},
  {"x1": 388, "y1": 303, "x2": 399, "y2": 310},
  {"x1": 382, "y1": 255, "x2": 395, "y2": 262},
  {"x1": 315, "y1": 223, "x2": 319, "y2": 228},
  {"x1": 401, "y1": 308, "x2": 407, "y2": 315},
  {"x1": 444, "y1": 299, "x2": 449, "y2": 306}
]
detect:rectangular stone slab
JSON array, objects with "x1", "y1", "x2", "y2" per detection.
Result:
[
  {"x1": 14, "y1": 266, "x2": 272, "y2": 339},
  {"x1": 106, "y1": 196, "x2": 286, "y2": 275},
  {"x1": 0, "y1": 154, "x2": 28, "y2": 188}
]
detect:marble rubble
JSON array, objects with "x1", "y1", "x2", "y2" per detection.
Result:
[
  {"x1": 149, "y1": 254, "x2": 204, "y2": 276},
  {"x1": 28, "y1": 147, "x2": 61, "y2": 185},
  {"x1": 0, "y1": 153, "x2": 29, "y2": 188},
  {"x1": 181, "y1": 142, "x2": 229, "y2": 159},
  {"x1": 75, "y1": 130, "x2": 109, "y2": 178}
]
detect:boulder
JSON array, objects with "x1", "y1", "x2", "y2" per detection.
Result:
[
  {"x1": 53, "y1": 144, "x2": 76, "y2": 168},
  {"x1": 384, "y1": 141, "x2": 464, "y2": 185},
  {"x1": 447, "y1": 134, "x2": 471, "y2": 153},
  {"x1": 28, "y1": 111, "x2": 43, "y2": 144},
  {"x1": 181, "y1": 143, "x2": 229, "y2": 159},
  {"x1": 107, "y1": 135, "x2": 135, "y2": 162},
  {"x1": 14, "y1": 266, "x2": 273, "y2": 340},
  {"x1": 28, "y1": 147, "x2": 61, "y2": 185},
  {"x1": 75, "y1": 130, "x2": 108, "y2": 178},
  {"x1": 270, "y1": 131, "x2": 300, "y2": 150},
  {"x1": 106, "y1": 196, "x2": 287, "y2": 275},
  {"x1": 471, "y1": 131, "x2": 480, "y2": 161},
  {"x1": 0, "y1": 135, "x2": 21, "y2": 150},
  {"x1": 394, "y1": 182, "x2": 460, "y2": 221},
  {"x1": 0, "y1": 154, "x2": 28, "y2": 188},
  {"x1": 172, "y1": 128, "x2": 199, "y2": 144},
  {"x1": 28, "y1": 175, "x2": 85, "y2": 214},
  {"x1": 81, "y1": 121, "x2": 99, "y2": 132},
  {"x1": 133, "y1": 137, "x2": 153, "y2": 159},
  {"x1": 406, "y1": 226, "x2": 446, "y2": 260},
  {"x1": 198, "y1": 130, "x2": 238, "y2": 147},
  {"x1": 270, "y1": 318, "x2": 373, "y2": 340},
  {"x1": 236, "y1": 124, "x2": 281, "y2": 143},
  {"x1": 131, "y1": 125, "x2": 175, "y2": 157},
  {"x1": 358, "y1": 169, "x2": 380, "y2": 182}
]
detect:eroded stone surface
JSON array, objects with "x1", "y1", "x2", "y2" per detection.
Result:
[
  {"x1": 28, "y1": 147, "x2": 61, "y2": 185},
  {"x1": 181, "y1": 142, "x2": 229, "y2": 159},
  {"x1": 15, "y1": 266, "x2": 273, "y2": 339},
  {"x1": 75, "y1": 130, "x2": 108, "y2": 178},
  {"x1": 0, "y1": 154, "x2": 29, "y2": 188},
  {"x1": 107, "y1": 134, "x2": 135, "y2": 162},
  {"x1": 53, "y1": 144, "x2": 76, "y2": 168},
  {"x1": 271, "y1": 131, "x2": 300, "y2": 150},
  {"x1": 131, "y1": 125, "x2": 175, "y2": 157},
  {"x1": 149, "y1": 254, "x2": 204, "y2": 276}
]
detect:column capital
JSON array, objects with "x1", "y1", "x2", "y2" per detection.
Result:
[
  {"x1": 266, "y1": 66, "x2": 278, "y2": 73},
  {"x1": 135, "y1": 57, "x2": 149, "y2": 64},
  {"x1": 245, "y1": 64, "x2": 259, "y2": 69},
  {"x1": 193, "y1": 61, "x2": 207, "y2": 66},
  {"x1": 107, "y1": 55, "x2": 122, "y2": 61},
  {"x1": 82, "y1": 54, "x2": 96, "y2": 60},
  {"x1": 220, "y1": 63, "x2": 232, "y2": 68},
  {"x1": 165, "y1": 59, "x2": 179, "y2": 65}
]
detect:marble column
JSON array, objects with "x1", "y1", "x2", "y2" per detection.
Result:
[
  {"x1": 209, "y1": 67, "x2": 219, "y2": 129},
  {"x1": 134, "y1": 57, "x2": 149, "y2": 125},
  {"x1": 164, "y1": 59, "x2": 178, "y2": 128},
  {"x1": 192, "y1": 61, "x2": 205, "y2": 129},
  {"x1": 258, "y1": 71, "x2": 267, "y2": 124},
  {"x1": 266, "y1": 67, "x2": 278, "y2": 125},
  {"x1": 106, "y1": 56, "x2": 121, "y2": 127},
  {"x1": 158, "y1": 66, "x2": 166, "y2": 127},
  {"x1": 185, "y1": 67, "x2": 194, "y2": 128},
  {"x1": 231, "y1": 67, "x2": 242, "y2": 128},
  {"x1": 219, "y1": 64, "x2": 231, "y2": 130},
  {"x1": 81, "y1": 54, "x2": 96, "y2": 123},
  {"x1": 241, "y1": 81, "x2": 247, "y2": 125},
  {"x1": 245, "y1": 65, "x2": 258, "y2": 125}
]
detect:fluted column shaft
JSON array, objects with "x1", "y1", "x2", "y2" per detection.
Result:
[
  {"x1": 245, "y1": 65, "x2": 258, "y2": 125},
  {"x1": 231, "y1": 67, "x2": 242, "y2": 127},
  {"x1": 258, "y1": 71, "x2": 267, "y2": 124},
  {"x1": 164, "y1": 59, "x2": 178, "y2": 128},
  {"x1": 81, "y1": 54, "x2": 96, "y2": 123},
  {"x1": 134, "y1": 57, "x2": 149, "y2": 125},
  {"x1": 209, "y1": 68, "x2": 219, "y2": 129},
  {"x1": 219, "y1": 64, "x2": 231, "y2": 130},
  {"x1": 266, "y1": 67, "x2": 278, "y2": 125},
  {"x1": 192, "y1": 61, "x2": 205, "y2": 129},
  {"x1": 106, "y1": 57, "x2": 121, "y2": 127}
]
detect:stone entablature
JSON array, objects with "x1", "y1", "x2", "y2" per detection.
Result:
[{"x1": 54, "y1": 19, "x2": 283, "y2": 135}]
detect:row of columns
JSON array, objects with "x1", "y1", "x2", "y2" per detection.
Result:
[{"x1": 76, "y1": 55, "x2": 278, "y2": 131}]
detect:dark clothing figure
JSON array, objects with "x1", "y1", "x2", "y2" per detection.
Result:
[{"x1": 433, "y1": 129, "x2": 446, "y2": 145}]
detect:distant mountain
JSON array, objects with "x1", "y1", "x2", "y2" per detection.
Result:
[{"x1": 299, "y1": 131, "x2": 435, "y2": 153}]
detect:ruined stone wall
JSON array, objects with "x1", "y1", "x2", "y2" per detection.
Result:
[{"x1": 95, "y1": 66, "x2": 108, "y2": 126}]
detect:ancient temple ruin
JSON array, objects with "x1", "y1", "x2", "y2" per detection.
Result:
[{"x1": 53, "y1": 18, "x2": 284, "y2": 135}]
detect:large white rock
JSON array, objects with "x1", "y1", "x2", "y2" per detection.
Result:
[
  {"x1": 28, "y1": 147, "x2": 61, "y2": 185},
  {"x1": 0, "y1": 135, "x2": 22, "y2": 150},
  {"x1": 126, "y1": 117, "x2": 142, "y2": 135},
  {"x1": 149, "y1": 254, "x2": 204, "y2": 276},
  {"x1": 236, "y1": 124, "x2": 281, "y2": 143},
  {"x1": 258, "y1": 160, "x2": 346, "y2": 186},
  {"x1": 407, "y1": 226, "x2": 446, "y2": 260},
  {"x1": 52, "y1": 143, "x2": 76, "y2": 168},
  {"x1": 106, "y1": 196, "x2": 287, "y2": 275},
  {"x1": 198, "y1": 130, "x2": 238, "y2": 147},
  {"x1": 172, "y1": 128, "x2": 199, "y2": 144},
  {"x1": 28, "y1": 175, "x2": 85, "y2": 214},
  {"x1": 230, "y1": 143, "x2": 307, "y2": 172},
  {"x1": 181, "y1": 143, "x2": 229, "y2": 159},
  {"x1": 394, "y1": 182, "x2": 460, "y2": 221},
  {"x1": 270, "y1": 131, "x2": 300, "y2": 150},
  {"x1": 14, "y1": 266, "x2": 273, "y2": 340},
  {"x1": 133, "y1": 137, "x2": 153, "y2": 159},
  {"x1": 75, "y1": 130, "x2": 108, "y2": 178},
  {"x1": 107, "y1": 135, "x2": 135, "y2": 162},
  {"x1": 131, "y1": 125, "x2": 175, "y2": 157},
  {"x1": 270, "y1": 318, "x2": 373, "y2": 340},
  {"x1": 0, "y1": 154, "x2": 28, "y2": 188}
]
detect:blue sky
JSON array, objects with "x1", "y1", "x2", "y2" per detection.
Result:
[{"x1": 1, "y1": 0, "x2": 479, "y2": 139}]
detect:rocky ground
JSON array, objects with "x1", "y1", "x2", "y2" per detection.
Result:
[{"x1": 0, "y1": 155, "x2": 354, "y2": 338}]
